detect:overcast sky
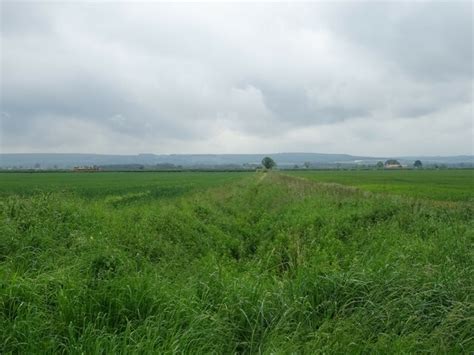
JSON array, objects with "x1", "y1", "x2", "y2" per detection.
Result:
[{"x1": 1, "y1": 1, "x2": 472, "y2": 155}]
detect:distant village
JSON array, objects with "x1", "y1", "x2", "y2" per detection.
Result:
[
  {"x1": 68, "y1": 159, "x2": 408, "y2": 172},
  {"x1": 1, "y1": 158, "x2": 471, "y2": 172},
  {"x1": 72, "y1": 165, "x2": 101, "y2": 172}
]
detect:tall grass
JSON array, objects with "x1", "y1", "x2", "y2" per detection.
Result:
[{"x1": 1, "y1": 172, "x2": 473, "y2": 353}]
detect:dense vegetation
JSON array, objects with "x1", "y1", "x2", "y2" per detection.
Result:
[{"x1": 1, "y1": 171, "x2": 473, "y2": 353}]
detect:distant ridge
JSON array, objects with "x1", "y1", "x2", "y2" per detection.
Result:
[{"x1": 1, "y1": 153, "x2": 472, "y2": 169}]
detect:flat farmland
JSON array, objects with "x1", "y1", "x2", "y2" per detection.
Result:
[
  {"x1": 0, "y1": 171, "x2": 252, "y2": 198},
  {"x1": 1, "y1": 170, "x2": 473, "y2": 353},
  {"x1": 288, "y1": 169, "x2": 474, "y2": 201}
]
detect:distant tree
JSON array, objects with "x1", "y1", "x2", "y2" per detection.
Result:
[
  {"x1": 293, "y1": 164, "x2": 299, "y2": 169},
  {"x1": 261, "y1": 157, "x2": 276, "y2": 170},
  {"x1": 413, "y1": 160, "x2": 423, "y2": 168},
  {"x1": 303, "y1": 161, "x2": 310, "y2": 169},
  {"x1": 376, "y1": 161, "x2": 384, "y2": 169}
]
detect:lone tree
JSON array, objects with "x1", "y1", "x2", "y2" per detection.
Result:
[
  {"x1": 376, "y1": 161, "x2": 384, "y2": 169},
  {"x1": 261, "y1": 156, "x2": 276, "y2": 170},
  {"x1": 414, "y1": 160, "x2": 423, "y2": 168}
]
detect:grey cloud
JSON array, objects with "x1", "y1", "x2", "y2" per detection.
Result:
[
  {"x1": 1, "y1": 2, "x2": 472, "y2": 155},
  {"x1": 320, "y1": 2, "x2": 473, "y2": 81},
  {"x1": 1, "y1": 2, "x2": 54, "y2": 35}
]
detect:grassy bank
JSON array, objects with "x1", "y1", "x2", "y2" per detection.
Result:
[{"x1": 1, "y1": 171, "x2": 473, "y2": 353}]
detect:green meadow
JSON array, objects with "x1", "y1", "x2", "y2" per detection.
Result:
[{"x1": 1, "y1": 170, "x2": 473, "y2": 353}]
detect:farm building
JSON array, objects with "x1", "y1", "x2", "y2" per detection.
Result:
[
  {"x1": 73, "y1": 165, "x2": 100, "y2": 172},
  {"x1": 384, "y1": 159, "x2": 402, "y2": 169}
]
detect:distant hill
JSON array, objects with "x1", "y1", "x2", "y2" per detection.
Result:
[{"x1": 0, "y1": 153, "x2": 472, "y2": 169}]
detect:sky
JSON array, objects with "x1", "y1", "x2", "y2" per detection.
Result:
[{"x1": 1, "y1": 1, "x2": 473, "y2": 156}]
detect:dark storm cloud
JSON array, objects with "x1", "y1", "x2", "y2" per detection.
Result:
[{"x1": 0, "y1": 1, "x2": 472, "y2": 155}]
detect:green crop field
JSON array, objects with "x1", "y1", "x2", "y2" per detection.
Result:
[
  {"x1": 1, "y1": 170, "x2": 473, "y2": 353},
  {"x1": 288, "y1": 169, "x2": 474, "y2": 201},
  {"x1": 0, "y1": 171, "x2": 251, "y2": 199}
]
